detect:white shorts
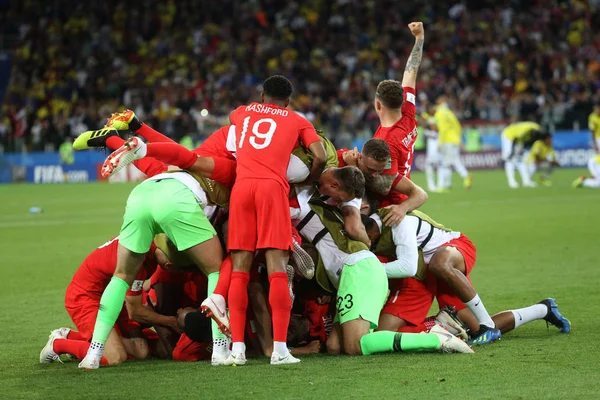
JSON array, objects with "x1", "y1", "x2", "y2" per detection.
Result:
[
  {"x1": 426, "y1": 138, "x2": 440, "y2": 164},
  {"x1": 441, "y1": 143, "x2": 460, "y2": 165},
  {"x1": 589, "y1": 157, "x2": 600, "y2": 178},
  {"x1": 501, "y1": 133, "x2": 524, "y2": 162}
]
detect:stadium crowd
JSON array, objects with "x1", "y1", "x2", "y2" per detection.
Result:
[{"x1": 2, "y1": 0, "x2": 600, "y2": 153}]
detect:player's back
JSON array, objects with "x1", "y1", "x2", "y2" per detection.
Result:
[
  {"x1": 194, "y1": 125, "x2": 236, "y2": 160},
  {"x1": 435, "y1": 106, "x2": 461, "y2": 144},
  {"x1": 71, "y1": 237, "x2": 156, "y2": 295},
  {"x1": 230, "y1": 102, "x2": 317, "y2": 188},
  {"x1": 503, "y1": 121, "x2": 540, "y2": 141}
]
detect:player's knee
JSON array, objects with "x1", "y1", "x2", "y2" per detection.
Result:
[
  {"x1": 326, "y1": 336, "x2": 341, "y2": 355},
  {"x1": 342, "y1": 339, "x2": 363, "y2": 356},
  {"x1": 104, "y1": 347, "x2": 128, "y2": 365},
  {"x1": 130, "y1": 343, "x2": 150, "y2": 360},
  {"x1": 429, "y1": 248, "x2": 454, "y2": 276}
]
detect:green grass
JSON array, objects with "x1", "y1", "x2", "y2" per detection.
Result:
[{"x1": 1, "y1": 169, "x2": 599, "y2": 399}]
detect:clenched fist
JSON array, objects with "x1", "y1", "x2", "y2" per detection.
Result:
[{"x1": 408, "y1": 22, "x2": 424, "y2": 39}]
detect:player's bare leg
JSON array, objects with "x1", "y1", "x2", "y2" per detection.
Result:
[
  {"x1": 325, "y1": 324, "x2": 342, "y2": 354},
  {"x1": 248, "y1": 281, "x2": 274, "y2": 356},
  {"x1": 376, "y1": 313, "x2": 409, "y2": 332},
  {"x1": 184, "y1": 235, "x2": 231, "y2": 365},
  {"x1": 120, "y1": 328, "x2": 150, "y2": 360},
  {"x1": 265, "y1": 248, "x2": 299, "y2": 364},
  {"x1": 79, "y1": 245, "x2": 146, "y2": 369},
  {"x1": 225, "y1": 250, "x2": 254, "y2": 365},
  {"x1": 427, "y1": 246, "x2": 501, "y2": 345}
]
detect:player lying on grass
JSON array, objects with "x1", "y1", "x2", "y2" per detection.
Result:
[
  {"x1": 573, "y1": 155, "x2": 600, "y2": 189},
  {"x1": 39, "y1": 236, "x2": 180, "y2": 365},
  {"x1": 291, "y1": 170, "x2": 472, "y2": 355},
  {"x1": 362, "y1": 209, "x2": 501, "y2": 344}
]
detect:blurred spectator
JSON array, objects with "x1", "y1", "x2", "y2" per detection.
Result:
[{"x1": 0, "y1": 0, "x2": 599, "y2": 152}]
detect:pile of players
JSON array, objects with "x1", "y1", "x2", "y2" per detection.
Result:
[{"x1": 39, "y1": 22, "x2": 571, "y2": 369}]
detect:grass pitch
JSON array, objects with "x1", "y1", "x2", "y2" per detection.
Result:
[{"x1": 1, "y1": 169, "x2": 599, "y2": 399}]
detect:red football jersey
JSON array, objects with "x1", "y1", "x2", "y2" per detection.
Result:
[
  {"x1": 194, "y1": 124, "x2": 236, "y2": 160},
  {"x1": 229, "y1": 103, "x2": 320, "y2": 188},
  {"x1": 69, "y1": 237, "x2": 158, "y2": 297},
  {"x1": 374, "y1": 87, "x2": 418, "y2": 205},
  {"x1": 336, "y1": 149, "x2": 347, "y2": 167}
]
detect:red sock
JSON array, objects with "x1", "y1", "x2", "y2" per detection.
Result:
[
  {"x1": 214, "y1": 255, "x2": 232, "y2": 299},
  {"x1": 145, "y1": 143, "x2": 198, "y2": 169},
  {"x1": 228, "y1": 271, "x2": 250, "y2": 343},
  {"x1": 209, "y1": 157, "x2": 237, "y2": 188},
  {"x1": 53, "y1": 339, "x2": 109, "y2": 365},
  {"x1": 66, "y1": 330, "x2": 86, "y2": 341},
  {"x1": 106, "y1": 136, "x2": 125, "y2": 150},
  {"x1": 137, "y1": 124, "x2": 175, "y2": 143},
  {"x1": 132, "y1": 158, "x2": 168, "y2": 178},
  {"x1": 268, "y1": 272, "x2": 292, "y2": 342}
]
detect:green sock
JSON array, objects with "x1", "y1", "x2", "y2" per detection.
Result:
[
  {"x1": 398, "y1": 333, "x2": 441, "y2": 352},
  {"x1": 91, "y1": 277, "x2": 130, "y2": 344},
  {"x1": 359, "y1": 331, "x2": 396, "y2": 355},
  {"x1": 359, "y1": 331, "x2": 442, "y2": 355},
  {"x1": 207, "y1": 272, "x2": 226, "y2": 341}
]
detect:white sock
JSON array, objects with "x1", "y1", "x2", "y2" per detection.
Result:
[
  {"x1": 510, "y1": 304, "x2": 548, "y2": 329},
  {"x1": 583, "y1": 178, "x2": 600, "y2": 188},
  {"x1": 453, "y1": 160, "x2": 469, "y2": 179},
  {"x1": 465, "y1": 294, "x2": 495, "y2": 328},
  {"x1": 505, "y1": 161, "x2": 517, "y2": 186},
  {"x1": 213, "y1": 338, "x2": 229, "y2": 355},
  {"x1": 231, "y1": 342, "x2": 246, "y2": 355},
  {"x1": 425, "y1": 164, "x2": 436, "y2": 190},
  {"x1": 89, "y1": 341, "x2": 104, "y2": 356},
  {"x1": 273, "y1": 341, "x2": 288, "y2": 355}
]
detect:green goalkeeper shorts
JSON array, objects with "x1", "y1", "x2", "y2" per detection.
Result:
[
  {"x1": 119, "y1": 178, "x2": 216, "y2": 254},
  {"x1": 335, "y1": 251, "x2": 389, "y2": 329}
]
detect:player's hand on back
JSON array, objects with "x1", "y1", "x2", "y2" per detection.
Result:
[
  {"x1": 382, "y1": 204, "x2": 408, "y2": 226},
  {"x1": 408, "y1": 22, "x2": 424, "y2": 39}
]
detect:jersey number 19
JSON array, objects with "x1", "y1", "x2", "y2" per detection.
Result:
[{"x1": 239, "y1": 117, "x2": 277, "y2": 150}]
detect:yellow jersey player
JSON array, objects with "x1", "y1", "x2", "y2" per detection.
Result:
[
  {"x1": 525, "y1": 133, "x2": 559, "y2": 186},
  {"x1": 573, "y1": 154, "x2": 600, "y2": 189},
  {"x1": 500, "y1": 120, "x2": 541, "y2": 188},
  {"x1": 588, "y1": 103, "x2": 600, "y2": 153},
  {"x1": 434, "y1": 96, "x2": 471, "y2": 191}
]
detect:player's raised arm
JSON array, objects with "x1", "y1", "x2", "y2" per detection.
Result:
[{"x1": 401, "y1": 22, "x2": 425, "y2": 90}]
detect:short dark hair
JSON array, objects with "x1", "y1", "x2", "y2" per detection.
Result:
[
  {"x1": 263, "y1": 75, "x2": 293, "y2": 101},
  {"x1": 287, "y1": 315, "x2": 310, "y2": 346},
  {"x1": 376, "y1": 80, "x2": 404, "y2": 109},
  {"x1": 360, "y1": 214, "x2": 377, "y2": 232},
  {"x1": 332, "y1": 166, "x2": 365, "y2": 199},
  {"x1": 362, "y1": 138, "x2": 390, "y2": 162},
  {"x1": 183, "y1": 311, "x2": 212, "y2": 343}
]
